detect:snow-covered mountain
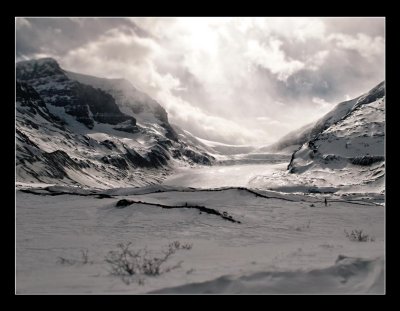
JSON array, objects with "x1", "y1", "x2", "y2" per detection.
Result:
[
  {"x1": 64, "y1": 70, "x2": 178, "y2": 140},
  {"x1": 264, "y1": 82, "x2": 385, "y2": 154},
  {"x1": 286, "y1": 81, "x2": 385, "y2": 193},
  {"x1": 15, "y1": 61, "x2": 385, "y2": 295},
  {"x1": 16, "y1": 58, "x2": 215, "y2": 188}
]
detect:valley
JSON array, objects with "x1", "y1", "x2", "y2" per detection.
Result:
[
  {"x1": 15, "y1": 58, "x2": 385, "y2": 294},
  {"x1": 16, "y1": 154, "x2": 384, "y2": 294}
]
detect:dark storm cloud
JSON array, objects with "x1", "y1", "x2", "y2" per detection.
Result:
[
  {"x1": 16, "y1": 17, "x2": 150, "y2": 58},
  {"x1": 279, "y1": 48, "x2": 384, "y2": 104}
]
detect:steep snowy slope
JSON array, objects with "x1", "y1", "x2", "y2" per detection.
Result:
[
  {"x1": 16, "y1": 80, "x2": 169, "y2": 188},
  {"x1": 65, "y1": 70, "x2": 178, "y2": 141},
  {"x1": 265, "y1": 82, "x2": 385, "y2": 153},
  {"x1": 16, "y1": 58, "x2": 214, "y2": 188},
  {"x1": 65, "y1": 68, "x2": 215, "y2": 165},
  {"x1": 286, "y1": 82, "x2": 385, "y2": 193}
]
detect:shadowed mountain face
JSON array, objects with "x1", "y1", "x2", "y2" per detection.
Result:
[
  {"x1": 16, "y1": 81, "x2": 66, "y2": 130},
  {"x1": 16, "y1": 58, "x2": 215, "y2": 188},
  {"x1": 16, "y1": 58, "x2": 136, "y2": 130},
  {"x1": 65, "y1": 70, "x2": 179, "y2": 141}
]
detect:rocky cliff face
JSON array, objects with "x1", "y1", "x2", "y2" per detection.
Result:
[
  {"x1": 16, "y1": 58, "x2": 214, "y2": 188},
  {"x1": 65, "y1": 70, "x2": 178, "y2": 141},
  {"x1": 16, "y1": 58, "x2": 136, "y2": 130}
]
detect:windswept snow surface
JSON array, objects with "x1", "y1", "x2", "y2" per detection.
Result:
[
  {"x1": 151, "y1": 255, "x2": 384, "y2": 294},
  {"x1": 16, "y1": 174, "x2": 384, "y2": 294}
]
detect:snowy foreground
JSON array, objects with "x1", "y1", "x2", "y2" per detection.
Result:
[{"x1": 16, "y1": 161, "x2": 384, "y2": 294}]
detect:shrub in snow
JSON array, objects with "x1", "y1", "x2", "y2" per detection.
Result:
[
  {"x1": 105, "y1": 241, "x2": 193, "y2": 279},
  {"x1": 344, "y1": 229, "x2": 374, "y2": 242}
]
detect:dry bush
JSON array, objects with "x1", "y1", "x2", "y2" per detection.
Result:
[
  {"x1": 105, "y1": 241, "x2": 193, "y2": 278},
  {"x1": 344, "y1": 229, "x2": 374, "y2": 242}
]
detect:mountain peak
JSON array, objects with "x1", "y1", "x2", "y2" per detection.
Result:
[
  {"x1": 18, "y1": 57, "x2": 59, "y2": 66},
  {"x1": 16, "y1": 57, "x2": 65, "y2": 80}
]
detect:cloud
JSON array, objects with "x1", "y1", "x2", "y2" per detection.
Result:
[
  {"x1": 15, "y1": 17, "x2": 385, "y2": 145},
  {"x1": 57, "y1": 27, "x2": 174, "y2": 96},
  {"x1": 233, "y1": 17, "x2": 327, "y2": 42},
  {"x1": 328, "y1": 33, "x2": 384, "y2": 61},
  {"x1": 306, "y1": 50, "x2": 330, "y2": 70},
  {"x1": 324, "y1": 17, "x2": 384, "y2": 38},
  {"x1": 245, "y1": 38, "x2": 305, "y2": 81},
  {"x1": 164, "y1": 93, "x2": 265, "y2": 144},
  {"x1": 312, "y1": 97, "x2": 331, "y2": 106},
  {"x1": 16, "y1": 17, "x2": 150, "y2": 59}
]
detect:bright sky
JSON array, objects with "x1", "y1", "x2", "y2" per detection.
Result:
[{"x1": 16, "y1": 17, "x2": 385, "y2": 145}]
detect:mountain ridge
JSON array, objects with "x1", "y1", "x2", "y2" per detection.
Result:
[
  {"x1": 265, "y1": 81, "x2": 385, "y2": 153},
  {"x1": 286, "y1": 81, "x2": 385, "y2": 193},
  {"x1": 16, "y1": 58, "x2": 215, "y2": 188}
]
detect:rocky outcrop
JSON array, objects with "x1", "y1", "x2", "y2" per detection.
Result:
[
  {"x1": 113, "y1": 120, "x2": 138, "y2": 133},
  {"x1": 16, "y1": 80, "x2": 66, "y2": 129},
  {"x1": 16, "y1": 58, "x2": 136, "y2": 130}
]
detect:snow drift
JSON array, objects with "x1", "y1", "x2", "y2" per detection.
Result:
[{"x1": 151, "y1": 255, "x2": 384, "y2": 294}]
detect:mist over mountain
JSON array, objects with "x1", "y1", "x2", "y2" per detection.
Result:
[
  {"x1": 287, "y1": 81, "x2": 385, "y2": 193},
  {"x1": 15, "y1": 18, "x2": 385, "y2": 295},
  {"x1": 16, "y1": 58, "x2": 215, "y2": 188},
  {"x1": 16, "y1": 17, "x2": 385, "y2": 145},
  {"x1": 264, "y1": 82, "x2": 384, "y2": 153},
  {"x1": 15, "y1": 59, "x2": 385, "y2": 193},
  {"x1": 249, "y1": 81, "x2": 385, "y2": 194}
]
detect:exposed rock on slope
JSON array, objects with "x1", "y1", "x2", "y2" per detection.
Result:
[
  {"x1": 16, "y1": 58, "x2": 215, "y2": 188},
  {"x1": 287, "y1": 82, "x2": 385, "y2": 193},
  {"x1": 16, "y1": 58, "x2": 136, "y2": 130},
  {"x1": 267, "y1": 82, "x2": 385, "y2": 153}
]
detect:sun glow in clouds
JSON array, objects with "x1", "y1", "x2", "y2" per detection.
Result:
[{"x1": 16, "y1": 17, "x2": 385, "y2": 145}]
